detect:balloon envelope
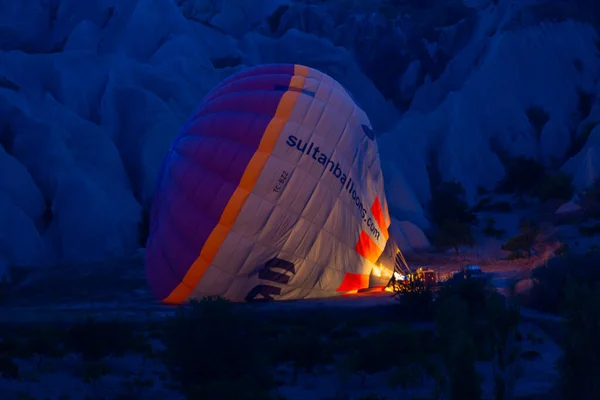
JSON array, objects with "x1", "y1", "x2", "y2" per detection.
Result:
[{"x1": 145, "y1": 64, "x2": 395, "y2": 304}]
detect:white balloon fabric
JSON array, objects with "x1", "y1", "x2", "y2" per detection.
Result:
[{"x1": 145, "y1": 63, "x2": 396, "y2": 304}]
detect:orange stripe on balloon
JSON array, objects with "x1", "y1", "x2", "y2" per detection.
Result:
[
  {"x1": 370, "y1": 196, "x2": 389, "y2": 240},
  {"x1": 355, "y1": 230, "x2": 381, "y2": 264},
  {"x1": 336, "y1": 272, "x2": 370, "y2": 292},
  {"x1": 161, "y1": 65, "x2": 310, "y2": 305},
  {"x1": 383, "y1": 200, "x2": 391, "y2": 226}
]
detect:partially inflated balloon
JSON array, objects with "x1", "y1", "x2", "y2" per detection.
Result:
[{"x1": 145, "y1": 64, "x2": 396, "y2": 304}]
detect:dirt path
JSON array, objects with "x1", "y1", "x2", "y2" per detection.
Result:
[{"x1": 0, "y1": 243, "x2": 558, "y2": 325}]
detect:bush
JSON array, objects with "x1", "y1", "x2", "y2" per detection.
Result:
[
  {"x1": 429, "y1": 181, "x2": 477, "y2": 253},
  {"x1": 435, "y1": 295, "x2": 483, "y2": 400},
  {"x1": 501, "y1": 220, "x2": 539, "y2": 258},
  {"x1": 503, "y1": 251, "x2": 527, "y2": 260},
  {"x1": 396, "y1": 284, "x2": 435, "y2": 321},
  {"x1": 471, "y1": 197, "x2": 513, "y2": 213},
  {"x1": 532, "y1": 172, "x2": 574, "y2": 202},
  {"x1": 579, "y1": 223, "x2": 600, "y2": 236},
  {"x1": 558, "y1": 279, "x2": 600, "y2": 400},
  {"x1": 276, "y1": 325, "x2": 333, "y2": 382},
  {"x1": 338, "y1": 335, "x2": 393, "y2": 387},
  {"x1": 520, "y1": 350, "x2": 542, "y2": 360},
  {"x1": 433, "y1": 218, "x2": 475, "y2": 254},
  {"x1": 482, "y1": 218, "x2": 506, "y2": 239},
  {"x1": 437, "y1": 276, "x2": 495, "y2": 320},
  {"x1": 339, "y1": 324, "x2": 431, "y2": 388},
  {"x1": 429, "y1": 181, "x2": 477, "y2": 226},
  {"x1": 161, "y1": 297, "x2": 274, "y2": 396},
  {"x1": 525, "y1": 251, "x2": 600, "y2": 314},
  {"x1": 497, "y1": 155, "x2": 574, "y2": 202},
  {"x1": 497, "y1": 156, "x2": 546, "y2": 195},
  {"x1": 487, "y1": 201, "x2": 513, "y2": 213},
  {"x1": 68, "y1": 318, "x2": 140, "y2": 362}
]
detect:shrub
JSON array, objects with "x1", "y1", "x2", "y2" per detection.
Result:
[
  {"x1": 395, "y1": 281, "x2": 435, "y2": 321},
  {"x1": 482, "y1": 218, "x2": 506, "y2": 239},
  {"x1": 356, "y1": 395, "x2": 387, "y2": 400},
  {"x1": 339, "y1": 324, "x2": 428, "y2": 388},
  {"x1": 22, "y1": 326, "x2": 68, "y2": 370},
  {"x1": 497, "y1": 156, "x2": 546, "y2": 195},
  {"x1": 429, "y1": 181, "x2": 477, "y2": 253},
  {"x1": 558, "y1": 279, "x2": 600, "y2": 400},
  {"x1": 501, "y1": 220, "x2": 539, "y2": 258},
  {"x1": 503, "y1": 251, "x2": 527, "y2": 260},
  {"x1": 278, "y1": 325, "x2": 333, "y2": 382},
  {"x1": 488, "y1": 201, "x2": 513, "y2": 213},
  {"x1": 0, "y1": 355, "x2": 19, "y2": 379},
  {"x1": 435, "y1": 295, "x2": 483, "y2": 400},
  {"x1": 579, "y1": 223, "x2": 600, "y2": 236},
  {"x1": 67, "y1": 318, "x2": 140, "y2": 362},
  {"x1": 433, "y1": 218, "x2": 475, "y2": 254},
  {"x1": 429, "y1": 180, "x2": 477, "y2": 226},
  {"x1": 161, "y1": 297, "x2": 274, "y2": 396},
  {"x1": 186, "y1": 377, "x2": 279, "y2": 400},
  {"x1": 472, "y1": 198, "x2": 514, "y2": 213},
  {"x1": 498, "y1": 155, "x2": 574, "y2": 202},
  {"x1": 526, "y1": 251, "x2": 600, "y2": 314},
  {"x1": 338, "y1": 338, "x2": 391, "y2": 387},
  {"x1": 532, "y1": 172, "x2": 574, "y2": 202}
]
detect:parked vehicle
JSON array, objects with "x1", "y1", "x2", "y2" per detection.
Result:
[{"x1": 464, "y1": 265, "x2": 487, "y2": 279}]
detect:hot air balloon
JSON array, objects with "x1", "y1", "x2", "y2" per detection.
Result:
[{"x1": 145, "y1": 63, "x2": 401, "y2": 304}]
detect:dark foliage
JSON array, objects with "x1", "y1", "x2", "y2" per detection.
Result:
[
  {"x1": 482, "y1": 218, "x2": 506, "y2": 239},
  {"x1": 558, "y1": 279, "x2": 600, "y2": 400},
  {"x1": 525, "y1": 251, "x2": 600, "y2": 314},
  {"x1": 161, "y1": 297, "x2": 275, "y2": 397},
  {"x1": 497, "y1": 156, "x2": 574, "y2": 202},
  {"x1": 429, "y1": 180, "x2": 477, "y2": 226},
  {"x1": 68, "y1": 318, "x2": 141, "y2": 362},
  {"x1": 429, "y1": 180, "x2": 477, "y2": 253},
  {"x1": 497, "y1": 156, "x2": 546, "y2": 195},
  {"x1": 501, "y1": 220, "x2": 540, "y2": 258}
]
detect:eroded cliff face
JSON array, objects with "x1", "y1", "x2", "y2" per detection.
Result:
[{"x1": 2, "y1": 0, "x2": 600, "y2": 266}]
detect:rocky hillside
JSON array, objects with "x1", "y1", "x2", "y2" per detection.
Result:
[{"x1": 1, "y1": 0, "x2": 600, "y2": 267}]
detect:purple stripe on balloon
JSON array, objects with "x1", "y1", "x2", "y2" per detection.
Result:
[
  {"x1": 145, "y1": 235, "x2": 183, "y2": 300},
  {"x1": 145, "y1": 66, "x2": 295, "y2": 300},
  {"x1": 192, "y1": 90, "x2": 291, "y2": 124},
  {"x1": 203, "y1": 73, "x2": 296, "y2": 104},
  {"x1": 205, "y1": 64, "x2": 295, "y2": 101}
]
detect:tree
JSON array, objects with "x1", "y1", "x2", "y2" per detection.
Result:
[
  {"x1": 435, "y1": 218, "x2": 475, "y2": 254},
  {"x1": 482, "y1": 218, "x2": 506, "y2": 239},
  {"x1": 429, "y1": 181, "x2": 477, "y2": 253},
  {"x1": 501, "y1": 220, "x2": 539, "y2": 258},
  {"x1": 429, "y1": 180, "x2": 477, "y2": 227},
  {"x1": 532, "y1": 172, "x2": 574, "y2": 203},
  {"x1": 484, "y1": 292, "x2": 521, "y2": 400},
  {"x1": 527, "y1": 251, "x2": 600, "y2": 314},
  {"x1": 558, "y1": 279, "x2": 600, "y2": 400},
  {"x1": 497, "y1": 156, "x2": 546, "y2": 195},
  {"x1": 435, "y1": 295, "x2": 482, "y2": 400}
]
